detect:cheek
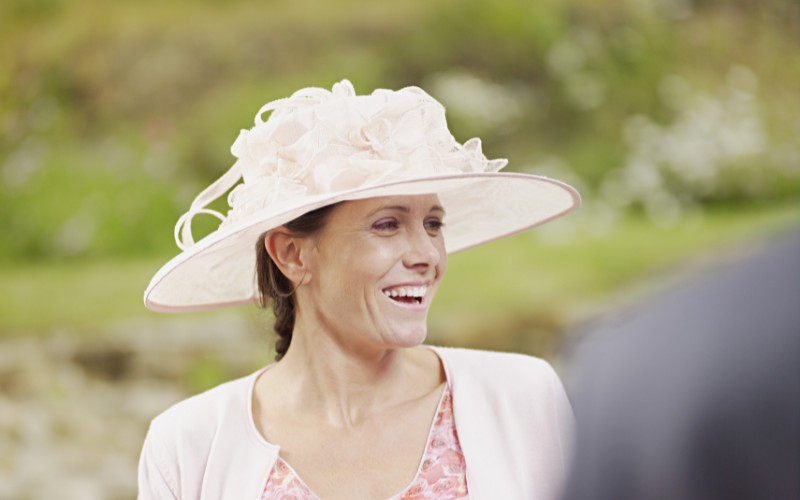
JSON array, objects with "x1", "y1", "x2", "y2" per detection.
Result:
[
  {"x1": 358, "y1": 241, "x2": 403, "y2": 274},
  {"x1": 326, "y1": 244, "x2": 395, "y2": 293},
  {"x1": 435, "y1": 241, "x2": 448, "y2": 278}
]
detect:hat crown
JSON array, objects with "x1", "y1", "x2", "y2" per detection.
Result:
[
  {"x1": 174, "y1": 80, "x2": 507, "y2": 250},
  {"x1": 226, "y1": 81, "x2": 507, "y2": 224}
]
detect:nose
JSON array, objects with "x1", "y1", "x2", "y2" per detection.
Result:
[{"x1": 402, "y1": 226, "x2": 442, "y2": 270}]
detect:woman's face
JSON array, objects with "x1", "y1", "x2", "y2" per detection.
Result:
[{"x1": 297, "y1": 194, "x2": 447, "y2": 351}]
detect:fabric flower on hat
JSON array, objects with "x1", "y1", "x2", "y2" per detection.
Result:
[{"x1": 181, "y1": 80, "x2": 516, "y2": 238}]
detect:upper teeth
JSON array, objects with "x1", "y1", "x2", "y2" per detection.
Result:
[{"x1": 383, "y1": 286, "x2": 427, "y2": 298}]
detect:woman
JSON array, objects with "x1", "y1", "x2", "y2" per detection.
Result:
[{"x1": 139, "y1": 80, "x2": 580, "y2": 499}]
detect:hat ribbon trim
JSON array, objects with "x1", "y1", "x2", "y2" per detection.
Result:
[
  {"x1": 174, "y1": 159, "x2": 243, "y2": 250},
  {"x1": 172, "y1": 93, "x2": 328, "y2": 251}
]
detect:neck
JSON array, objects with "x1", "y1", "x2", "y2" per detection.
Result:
[{"x1": 266, "y1": 317, "x2": 425, "y2": 428}]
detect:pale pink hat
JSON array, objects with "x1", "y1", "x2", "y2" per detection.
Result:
[{"x1": 145, "y1": 80, "x2": 580, "y2": 312}]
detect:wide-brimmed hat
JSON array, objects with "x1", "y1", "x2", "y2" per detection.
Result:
[{"x1": 144, "y1": 80, "x2": 580, "y2": 312}]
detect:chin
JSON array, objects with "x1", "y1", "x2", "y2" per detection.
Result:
[{"x1": 385, "y1": 327, "x2": 428, "y2": 349}]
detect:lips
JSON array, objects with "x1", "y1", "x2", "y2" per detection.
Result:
[{"x1": 381, "y1": 285, "x2": 429, "y2": 305}]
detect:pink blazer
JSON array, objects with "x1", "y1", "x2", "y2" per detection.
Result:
[{"x1": 138, "y1": 346, "x2": 573, "y2": 499}]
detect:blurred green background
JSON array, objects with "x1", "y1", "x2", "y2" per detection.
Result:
[{"x1": 1, "y1": 0, "x2": 799, "y2": 497}]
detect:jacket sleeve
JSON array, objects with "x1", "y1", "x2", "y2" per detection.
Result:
[
  {"x1": 138, "y1": 421, "x2": 179, "y2": 500},
  {"x1": 544, "y1": 361, "x2": 576, "y2": 472}
]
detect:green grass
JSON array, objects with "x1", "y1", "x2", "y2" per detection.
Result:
[
  {"x1": 0, "y1": 201, "x2": 798, "y2": 336},
  {"x1": 0, "y1": 258, "x2": 164, "y2": 334}
]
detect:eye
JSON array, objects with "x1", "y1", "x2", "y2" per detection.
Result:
[
  {"x1": 424, "y1": 218, "x2": 445, "y2": 234},
  {"x1": 372, "y1": 218, "x2": 400, "y2": 232}
]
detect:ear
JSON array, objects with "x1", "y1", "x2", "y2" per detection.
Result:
[{"x1": 263, "y1": 228, "x2": 312, "y2": 286}]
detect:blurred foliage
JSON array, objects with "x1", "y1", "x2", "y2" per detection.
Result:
[{"x1": 1, "y1": 0, "x2": 799, "y2": 263}]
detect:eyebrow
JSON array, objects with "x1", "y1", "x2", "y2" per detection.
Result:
[{"x1": 367, "y1": 204, "x2": 446, "y2": 217}]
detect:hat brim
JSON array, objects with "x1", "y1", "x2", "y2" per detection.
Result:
[{"x1": 144, "y1": 172, "x2": 580, "y2": 312}]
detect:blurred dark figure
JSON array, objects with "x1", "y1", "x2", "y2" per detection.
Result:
[{"x1": 562, "y1": 228, "x2": 800, "y2": 500}]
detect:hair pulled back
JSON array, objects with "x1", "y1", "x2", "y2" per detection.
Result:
[{"x1": 255, "y1": 204, "x2": 337, "y2": 361}]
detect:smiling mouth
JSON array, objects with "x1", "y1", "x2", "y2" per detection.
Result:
[{"x1": 382, "y1": 285, "x2": 428, "y2": 305}]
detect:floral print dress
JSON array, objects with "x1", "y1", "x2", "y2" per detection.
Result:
[{"x1": 262, "y1": 384, "x2": 468, "y2": 499}]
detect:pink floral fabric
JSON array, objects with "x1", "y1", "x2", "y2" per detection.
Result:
[{"x1": 262, "y1": 385, "x2": 468, "y2": 499}]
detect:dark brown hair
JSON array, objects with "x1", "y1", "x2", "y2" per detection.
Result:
[{"x1": 255, "y1": 204, "x2": 338, "y2": 360}]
